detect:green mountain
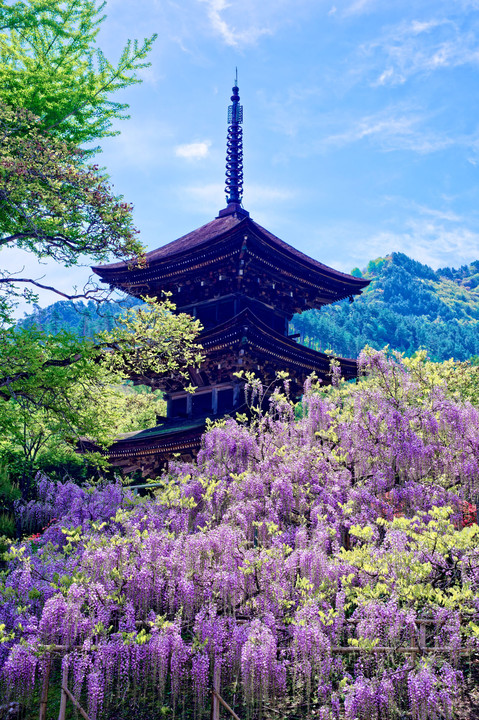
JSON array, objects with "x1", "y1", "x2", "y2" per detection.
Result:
[
  {"x1": 19, "y1": 297, "x2": 140, "y2": 337},
  {"x1": 291, "y1": 252, "x2": 479, "y2": 361},
  {"x1": 19, "y1": 253, "x2": 479, "y2": 361}
]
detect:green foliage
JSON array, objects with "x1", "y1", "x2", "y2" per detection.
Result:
[
  {"x1": 342, "y1": 509, "x2": 479, "y2": 618},
  {"x1": 0, "y1": 297, "x2": 202, "y2": 497},
  {"x1": 107, "y1": 383, "x2": 166, "y2": 433},
  {"x1": 292, "y1": 252, "x2": 479, "y2": 361},
  {"x1": 99, "y1": 295, "x2": 204, "y2": 383},
  {"x1": 0, "y1": 0, "x2": 155, "y2": 318},
  {"x1": 0, "y1": 103, "x2": 143, "y2": 263},
  {"x1": 0, "y1": 325, "x2": 122, "y2": 496},
  {"x1": 0, "y1": 466, "x2": 20, "y2": 538},
  {"x1": 0, "y1": 511, "x2": 15, "y2": 537},
  {"x1": 0, "y1": 0, "x2": 157, "y2": 145}
]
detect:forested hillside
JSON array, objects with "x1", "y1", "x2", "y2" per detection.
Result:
[
  {"x1": 23, "y1": 253, "x2": 479, "y2": 361},
  {"x1": 292, "y1": 253, "x2": 479, "y2": 361},
  {"x1": 20, "y1": 297, "x2": 141, "y2": 337}
]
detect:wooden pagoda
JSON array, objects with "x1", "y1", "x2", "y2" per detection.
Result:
[{"x1": 92, "y1": 80, "x2": 369, "y2": 475}]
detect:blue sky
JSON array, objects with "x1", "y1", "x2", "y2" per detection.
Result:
[{"x1": 10, "y1": 0, "x2": 479, "y2": 310}]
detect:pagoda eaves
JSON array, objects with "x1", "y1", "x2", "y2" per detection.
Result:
[
  {"x1": 130, "y1": 306, "x2": 357, "y2": 395},
  {"x1": 92, "y1": 213, "x2": 368, "y2": 318}
]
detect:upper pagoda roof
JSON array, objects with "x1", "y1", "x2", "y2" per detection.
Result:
[
  {"x1": 92, "y1": 212, "x2": 368, "y2": 294},
  {"x1": 93, "y1": 78, "x2": 369, "y2": 306}
]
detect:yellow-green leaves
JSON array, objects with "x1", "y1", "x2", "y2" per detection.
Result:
[
  {"x1": 0, "y1": 0, "x2": 156, "y2": 146},
  {"x1": 339, "y1": 510, "x2": 479, "y2": 621},
  {"x1": 99, "y1": 296, "x2": 204, "y2": 384}
]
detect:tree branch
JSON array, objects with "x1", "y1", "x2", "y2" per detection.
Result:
[{"x1": 0, "y1": 276, "x2": 112, "y2": 302}]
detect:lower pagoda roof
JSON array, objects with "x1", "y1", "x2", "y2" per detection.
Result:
[
  {"x1": 91, "y1": 311, "x2": 360, "y2": 474},
  {"x1": 199, "y1": 307, "x2": 357, "y2": 382},
  {"x1": 90, "y1": 416, "x2": 208, "y2": 474},
  {"x1": 133, "y1": 307, "x2": 358, "y2": 395}
]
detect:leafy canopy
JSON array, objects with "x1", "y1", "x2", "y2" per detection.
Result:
[
  {"x1": 0, "y1": 297, "x2": 203, "y2": 495},
  {"x1": 0, "y1": 104, "x2": 143, "y2": 264},
  {"x1": 0, "y1": 0, "x2": 156, "y2": 313},
  {"x1": 0, "y1": 0, "x2": 157, "y2": 145}
]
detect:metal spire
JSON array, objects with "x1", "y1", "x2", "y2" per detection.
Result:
[{"x1": 218, "y1": 70, "x2": 249, "y2": 218}]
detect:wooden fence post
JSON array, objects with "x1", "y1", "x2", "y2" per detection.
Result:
[
  {"x1": 39, "y1": 654, "x2": 51, "y2": 720},
  {"x1": 410, "y1": 627, "x2": 418, "y2": 663},
  {"x1": 213, "y1": 691, "x2": 242, "y2": 720},
  {"x1": 210, "y1": 663, "x2": 221, "y2": 720},
  {"x1": 57, "y1": 664, "x2": 68, "y2": 720}
]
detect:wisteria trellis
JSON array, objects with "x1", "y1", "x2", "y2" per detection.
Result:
[{"x1": 2, "y1": 349, "x2": 479, "y2": 719}]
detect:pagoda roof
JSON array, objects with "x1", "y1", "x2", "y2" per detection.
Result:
[
  {"x1": 92, "y1": 309, "x2": 359, "y2": 467},
  {"x1": 85, "y1": 415, "x2": 207, "y2": 467},
  {"x1": 112, "y1": 415, "x2": 206, "y2": 446},
  {"x1": 199, "y1": 306, "x2": 358, "y2": 380},
  {"x1": 92, "y1": 213, "x2": 369, "y2": 296}
]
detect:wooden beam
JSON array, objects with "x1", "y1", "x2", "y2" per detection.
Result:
[
  {"x1": 57, "y1": 665, "x2": 68, "y2": 720},
  {"x1": 210, "y1": 663, "x2": 221, "y2": 720},
  {"x1": 62, "y1": 685, "x2": 91, "y2": 720},
  {"x1": 213, "y1": 689, "x2": 242, "y2": 720}
]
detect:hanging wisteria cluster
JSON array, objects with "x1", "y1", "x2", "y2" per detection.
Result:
[{"x1": 2, "y1": 350, "x2": 479, "y2": 719}]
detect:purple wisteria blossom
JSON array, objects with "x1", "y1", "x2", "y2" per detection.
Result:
[{"x1": 1, "y1": 351, "x2": 478, "y2": 718}]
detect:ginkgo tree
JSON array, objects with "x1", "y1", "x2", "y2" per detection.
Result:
[
  {"x1": 0, "y1": 0, "x2": 157, "y2": 145},
  {"x1": 0, "y1": 0, "x2": 156, "y2": 313}
]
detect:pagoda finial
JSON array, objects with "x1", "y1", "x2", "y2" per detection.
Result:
[{"x1": 218, "y1": 72, "x2": 249, "y2": 218}]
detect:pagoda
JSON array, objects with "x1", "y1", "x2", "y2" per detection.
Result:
[{"x1": 92, "y1": 80, "x2": 369, "y2": 475}]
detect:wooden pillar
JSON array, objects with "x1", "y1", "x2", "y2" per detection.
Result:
[
  {"x1": 186, "y1": 393, "x2": 193, "y2": 419},
  {"x1": 210, "y1": 663, "x2": 220, "y2": 720},
  {"x1": 419, "y1": 621, "x2": 426, "y2": 650},
  {"x1": 58, "y1": 664, "x2": 68, "y2": 720},
  {"x1": 212, "y1": 387, "x2": 218, "y2": 415},
  {"x1": 233, "y1": 381, "x2": 241, "y2": 407},
  {"x1": 39, "y1": 655, "x2": 51, "y2": 720}
]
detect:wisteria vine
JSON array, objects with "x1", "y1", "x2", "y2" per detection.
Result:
[{"x1": 1, "y1": 349, "x2": 479, "y2": 719}]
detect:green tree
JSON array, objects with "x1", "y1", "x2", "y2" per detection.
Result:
[
  {"x1": 0, "y1": 297, "x2": 203, "y2": 498},
  {"x1": 0, "y1": 0, "x2": 155, "y2": 313},
  {"x1": 0, "y1": 105, "x2": 143, "y2": 297},
  {"x1": 0, "y1": 0, "x2": 156, "y2": 145}
]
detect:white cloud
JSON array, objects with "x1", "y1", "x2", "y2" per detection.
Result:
[
  {"x1": 195, "y1": 0, "x2": 321, "y2": 48},
  {"x1": 409, "y1": 19, "x2": 444, "y2": 35},
  {"x1": 320, "y1": 107, "x2": 454, "y2": 154},
  {"x1": 183, "y1": 182, "x2": 296, "y2": 215},
  {"x1": 373, "y1": 67, "x2": 397, "y2": 86},
  {"x1": 337, "y1": 200, "x2": 479, "y2": 269},
  {"x1": 361, "y1": 221, "x2": 479, "y2": 269},
  {"x1": 198, "y1": 0, "x2": 237, "y2": 46},
  {"x1": 197, "y1": 0, "x2": 273, "y2": 47},
  {"x1": 101, "y1": 119, "x2": 175, "y2": 170},
  {"x1": 364, "y1": 16, "x2": 479, "y2": 87},
  {"x1": 414, "y1": 204, "x2": 463, "y2": 223},
  {"x1": 175, "y1": 141, "x2": 212, "y2": 160},
  {"x1": 342, "y1": 0, "x2": 376, "y2": 17}
]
